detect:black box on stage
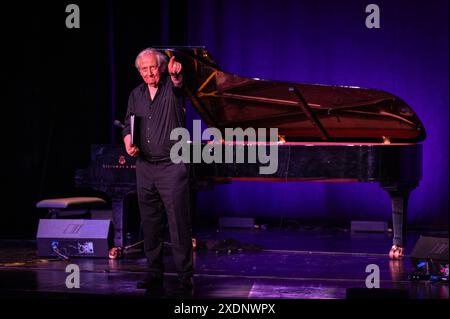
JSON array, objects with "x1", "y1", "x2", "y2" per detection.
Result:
[
  {"x1": 36, "y1": 219, "x2": 113, "y2": 258},
  {"x1": 410, "y1": 236, "x2": 449, "y2": 261},
  {"x1": 219, "y1": 217, "x2": 255, "y2": 229}
]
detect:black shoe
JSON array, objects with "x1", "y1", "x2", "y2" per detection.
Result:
[
  {"x1": 177, "y1": 277, "x2": 193, "y2": 290},
  {"x1": 136, "y1": 275, "x2": 163, "y2": 289}
]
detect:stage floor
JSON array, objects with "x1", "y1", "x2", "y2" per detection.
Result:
[{"x1": 0, "y1": 226, "x2": 448, "y2": 299}]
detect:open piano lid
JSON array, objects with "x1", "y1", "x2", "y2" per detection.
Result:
[{"x1": 158, "y1": 47, "x2": 426, "y2": 143}]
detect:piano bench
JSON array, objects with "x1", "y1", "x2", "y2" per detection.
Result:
[{"x1": 36, "y1": 197, "x2": 107, "y2": 219}]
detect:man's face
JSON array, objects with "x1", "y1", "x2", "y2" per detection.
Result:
[{"x1": 137, "y1": 53, "x2": 160, "y2": 87}]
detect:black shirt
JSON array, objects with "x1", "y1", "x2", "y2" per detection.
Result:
[{"x1": 122, "y1": 74, "x2": 184, "y2": 161}]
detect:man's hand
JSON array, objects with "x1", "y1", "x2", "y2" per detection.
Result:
[
  {"x1": 168, "y1": 56, "x2": 182, "y2": 76},
  {"x1": 123, "y1": 134, "x2": 140, "y2": 157}
]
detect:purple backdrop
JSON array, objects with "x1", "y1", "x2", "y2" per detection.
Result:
[{"x1": 185, "y1": 0, "x2": 448, "y2": 227}]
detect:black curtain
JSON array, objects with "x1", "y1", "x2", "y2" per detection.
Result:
[{"x1": 1, "y1": 0, "x2": 187, "y2": 238}]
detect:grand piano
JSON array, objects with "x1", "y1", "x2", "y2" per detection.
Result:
[{"x1": 75, "y1": 47, "x2": 425, "y2": 259}]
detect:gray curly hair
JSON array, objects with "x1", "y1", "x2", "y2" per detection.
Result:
[{"x1": 134, "y1": 48, "x2": 168, "y2": 73}]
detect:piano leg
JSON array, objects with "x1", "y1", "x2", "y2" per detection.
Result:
[{"x1": 381, "y1": 183, "x2": 417, "y2": 259}]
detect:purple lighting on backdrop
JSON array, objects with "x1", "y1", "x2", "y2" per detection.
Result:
[{"x1": 185, "y1": 0, "x2": 449, "y2": 227}]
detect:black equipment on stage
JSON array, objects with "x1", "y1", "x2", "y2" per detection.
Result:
[
  {"x1": 411, "y1": 236, "x2": 449, "y2": 261},
  {"x1": 407, "y1": 236, "x2": 449, "y2": 283},
  {"x1": 36, "y1": 219, "x2": 113, "y2": 258}
]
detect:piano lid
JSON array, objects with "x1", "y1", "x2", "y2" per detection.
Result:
[{"x1": 157, "y1": 47, "x2": 426, "y2": 143}]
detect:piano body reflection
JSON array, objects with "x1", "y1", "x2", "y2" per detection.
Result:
[{"x1": 76, "y1": 47, "x2": 425, "y2": 258}]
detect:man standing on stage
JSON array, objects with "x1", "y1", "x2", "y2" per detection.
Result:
[{"x1": 122, "y1": 48, "x2": 193, "y2": 290}]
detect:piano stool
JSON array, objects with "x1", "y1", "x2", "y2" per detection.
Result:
[{"x1": 36, "y1": 197, "x2": 107, "y2": 219}]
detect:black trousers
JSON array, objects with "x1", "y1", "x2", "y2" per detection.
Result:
[{"x1": 135, "y1": 158, "x2": 193, "y2": 279}]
